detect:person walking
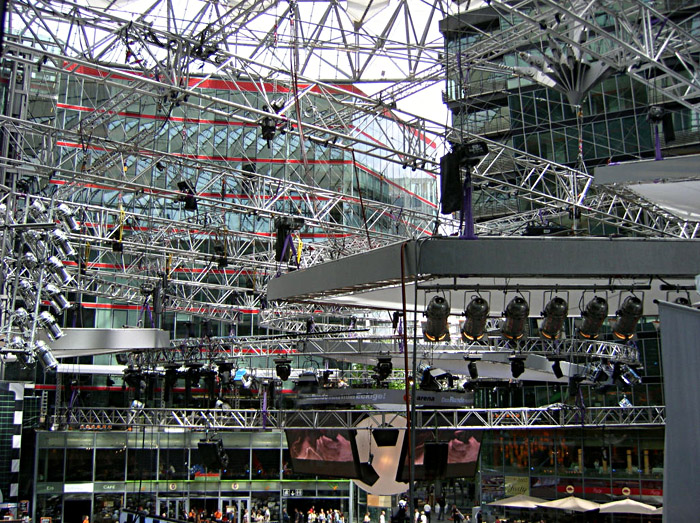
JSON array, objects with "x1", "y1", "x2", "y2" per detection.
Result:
[
  {"x1": 434, "y1": 501, "x2": 440, "y2": 522},
  {"x1": 423, "y1": 502, "x2": 430, "y2": 523}
]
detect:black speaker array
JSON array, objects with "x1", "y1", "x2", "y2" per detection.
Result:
[{"x1": 423, "y1": 441, "x2": 448, "y2": 480}]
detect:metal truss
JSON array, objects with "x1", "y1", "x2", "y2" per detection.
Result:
[
  {"x1": 459, "y1": 0, "x2": 700, "y2": 112},
  {"x1": 54, "y1": 404, "x2": 665, "y2": 430}
]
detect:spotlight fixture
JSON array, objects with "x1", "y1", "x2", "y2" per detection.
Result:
[
  {"x1": 23, "y1": 230, "x2": 47, "y2": 258},
  {"x1": 45, "y1": 283, "x2": 70, "y2": 313},
  {"x1": 130, "y1": 399, "x2": 145, "y2": 411},
  {"x1": 420, "y1": 366, "x2": 453, "y2": 391},
  {"x1": 274, "y1": 358, "x2": 292, "y2": 381},
  {"x1": 613, "y1": 296, "x2": 643, "y2": 340},
  {"x1": 34, "y1": 340, "x2": 59, "y2": 372},
  {"x1": 540, "y1": 297, "x2": 568, "y2": 339},
  {"x1": 619, "y1": 365, "x2": 641, "y2": 386},
  {"x1": 47, "y1": 255, "x2": 72, "y2": 285},
  {"x1": 374, "y1": 357, "x2": 393, "y2": 382},
  {"x1": 12, "y1": 308, "x2": 30, "y2": 328},
  {"x1": 579, "y1": 296, "x2": 608, "y2": 339},
  {"x1": 17, "y1": 279, "x2": 36, "y2": 308},
  {"x1": 22, "y1": 252, "x2": 39, "y2": 270},
  {"x1": 295, "y1": 371, "x2": 319, "y2": 394},
  {"x1": 38, "y1": 311, "x2": 64, "y2": 340},
  {"x1": 461, "y1": 296, "x2": 490, "y2": 341},
  {"x1": 49, "y1": 229, "x2": 76, "y2": 258},
  {"x1": 27, "y1": 200, "x2": 48, "y2": 221},
  {"x1": 423, "y1": 295, "x2": 451, "y2": 342},
  {"x1": 509, "y1": 355, "x2": 526, "y2": 378},
  {"x1": 56, "y1": 203, "x2": 80, "y2": 232},
  {"x1": 176, "y1": 181, "x2": 198, "y2": 211},
  {"x1": 501, "y1": 296, "x2": 529, "y2": 341},
  {"x1": 588, "y1": 363, "x2": 609, "y2": 383}
]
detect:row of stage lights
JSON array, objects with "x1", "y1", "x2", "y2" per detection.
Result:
[
  {"x1": 1, "y1": 199, "x2": 80, "y2": 372},
  {"x1": 423, "y1": 294, "x2": 645, "y2": 343}
]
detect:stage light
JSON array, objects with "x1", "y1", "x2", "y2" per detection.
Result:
[
  {"x1": 423, "y1": 295, "x2": 451, "y2": 342},
  {"x1": 540, "y1": 296, "x2": 568, "y2": 339},
  {"x1": 501, "y1": 296, "x2": 529, "y2": 341},
  {"x1": 17, "y1": 349, "x2": 36, "y2": 369},
  {"x1": 588, "y1": 363, "x2": 609, "y2": 383},
  {"x1": 23, "y1": 230, "x2": 47, "y2": 258},
  {"x1": 620, "y1": 365, "x2": 641, "y2": 386},
  {"x1": 22, "y1": 252, "x2": 39, "y2": 270},
  {"x1": 27, "y1": 200, "x2": 48, "y2": 221},
  {"x1": 509, "y1": 355, "x2": 526, "y2": 378},
  {"x1": 49, "y1": 229, "x2": 76, "y2": 258},
  {"x1": 274, "y1": 358, "x2": 292, "y2": 381},
  {"x1": 579, "y1": 296, "x2": 608, "y2": 339},
  {"x1": 34, "y1": 340, "x2": 58, "y2": 372},
  {"x1": 673, "y1": 296, "x2": 691, "y2": 306},
  {"x1": 130, "y1": 399, "x2": 144, "y2": 411},
  {"x1": 17, "y1": 279, "x2": 36, "y2": 308},
  {"x1": 176, "y1": 181, "x2": 198, "y2": 211},
  {"x1": 38, "y1": 311, "x2": 64, "y2": 340},
  {"x1": 613, "y1": 296, "x2": 643, "y2": 340},
  {"x1": 420, "y1": 366, "x2": 453, "y2": 391},
  {"x1": 233, "y1": 368, "x2": 252, "y2": 389},
  {"x1": 374, "y1": 357, "x2": 393, "y2": 382},
  {"x1": 295, "y1": 371, "x2": 319, "y2": 393},
  {"x1": 45, "y1": 283, "x2": 70, "y2": 313},
  {"x1": 47, "y1": 255, "x2": 72, "y2": 285},
  {"x1": 56, "y1": 203, "x2": 80, "y2": 232},
  {"x1": 461, "y1": 296, "x2": 489, "y2": 341},
  {"x1": 12, "y1": 308, "x2": 30, "y2": 328}
]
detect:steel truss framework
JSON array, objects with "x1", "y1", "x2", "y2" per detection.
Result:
[
  {"x1": 0, "y1": 0, "x2": 698, "y2": 329},
  {"x1": 55, "y1": 404, "x2": 666, "y2": 430}
]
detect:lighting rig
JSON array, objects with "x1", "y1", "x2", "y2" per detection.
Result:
[{"x1": 0, "y1": 198, "x2": 78, "y2": 372}]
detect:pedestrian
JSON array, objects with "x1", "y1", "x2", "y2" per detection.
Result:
[
  {"x1": 434, "y1": 501, "x2": 440, "y2": 522},
  {"x1": 423, "y1": 502, "x2": 431, "y2": 523},
  {"x1": 364, "y1": 513, "x2": 371, "y2": 523},
  {"x1": 379, "y1": 511, "x2": 385, "y2": 523}
]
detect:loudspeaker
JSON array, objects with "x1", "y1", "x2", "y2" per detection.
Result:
[
  {"x1": 423, "y1": 441, "x2": 448, "y2": 480},
  {"x1": 373, "y1": 428, "x2": 399, "y2": 447},
  {"x1": 274, "y1": 220, "x2": 291, "y2": 262},
  {"x1": 440, "y1": 151, "x2": 462, "y2": 215},
  {"x1": 359, "y1": 462, "x2": 380, "y2": 486},
  {"x1": 198, "y1": 438, "x2": 229, "y2": 470}
]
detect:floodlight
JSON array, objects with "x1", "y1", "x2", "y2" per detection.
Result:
[
  {"x1": 423, "y1": 295, "x2": 450, "y2": 342},
  {"x1": 18, "y1": 279, "x2": 36, "y2": 308},
  {"x1": 618, "y1": 395, "x2": 633, "y2": 408},
  {"x1": 620, "y1": 365, "x2": 641, "y2": 386},
  {"x1": 22, "y1": 252, "x2": 39, "y2": 270},
  {"x1": 12, "y1": 308, "x2": 30, "y2": 327},
  {"x1": 374, "y1": 357, "x2": 393, "y2": 381},
  {"x1": 540, "y1": 297, "x2": 568, "y2": 339},
  {"x1": 56, "y1": 203, "x2": 80, "y2": 232},
  {"x1": 38, "y1": 311, "x2": 64, "y2": 340},
  {"x1": 23, "y1": 230, "x2": 47, "y2": 258},
  {"x1": 588, "y1": 363, "x2": 609, "y2": 383},
  {"x1": 274, "y1": 358, "x2": 292, "y2": 381},
  {"x1": 501, "y1": 296, "x2": 529, "y2": 341},
  {"x1": 461, "y1": 296, "x2": 489, "y2": 341},
  {"x1": 613, "y1": 296, "x2": 643, "y2": 340},
  {"x1": 17, "y1": 349, "x2": 36, "y2": 368},
  {"x1": 34, "y1": 340, "x2": 59, "y2": 372},
  {"x1": 420, "y1": 366, "x2": 453, "y2": 391},
  {"x1": 28, "y1": 200, "x2": 48, "y2": 221},
  {"x1": 579, "y1": 296, "x2": 608, "y2": 339},
  {"x1": 7, "y1": 336, "x2": 26, "y2": 352},
  {"x1": 130, "y1": 399, "x2": 144, "y2": 411},
  {"x1": 45, "y1": 283, "x2": 70, "y2": 313},
  {"x1": 47, "y1": 255, "x2": 72, "y2": 284},
  {"x1": 49, "y1": 229, "x2": 76, "y2": 258},
  {"x1": 509, "y1": 355, "x2": 526, "y2": 378}
]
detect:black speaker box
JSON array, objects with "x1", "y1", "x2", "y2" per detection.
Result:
[
  {"x1": 373, "y1": 428, "x2": 400, "y2": 447},
  {"x1": 423, "y1": 441, "x2": 448, "y2": 480},
  {"x1": 198, "y1": 439, "x2": 229, "y2": 470},
  {"x1": 440, "y1": 151, "x2": 463, "y2": 215}
]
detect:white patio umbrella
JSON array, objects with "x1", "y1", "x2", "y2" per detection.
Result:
[
  {"x1": 598, "y1": 499, "x2": 657, "y2": 515},
  {"x1": 488, "y1": 495, "x2": 546, "y2": 509},
  {"x1": 538, "y1": 496, "x2": 600, "y2": 512}
]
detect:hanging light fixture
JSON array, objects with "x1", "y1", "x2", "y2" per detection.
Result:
[
  {"x1": 423, "y1": 295, "x2": 451, "y2": 342},
  {"x1": 501, "y1": 296, "x2": 529, "y2": 341},
  {"x1": 613, "y1": 296, "x2": 643, "y2": 340},
  {"x1": 540, "y1": 296, "x2": 568, "y2": 339},
  {"x1": 461, "y1": 296, "x2": 490, "y2": 341},
  {"x1": 579, "y1": 296, "x2": 609, "y2": 339}
]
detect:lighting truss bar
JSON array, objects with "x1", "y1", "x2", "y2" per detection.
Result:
[{"x1": 55, "y1": 405, "x2": 666, "y2": 430}]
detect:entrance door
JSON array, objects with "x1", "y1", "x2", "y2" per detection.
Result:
[
  {"x1": 220, "y1": 498, "x2": 249, "y2": 523},
  {"x1": 158, "y1": 497, "x2": 189, "y2": 520}
]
